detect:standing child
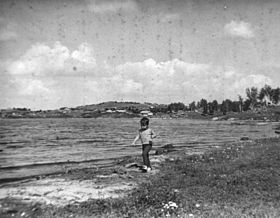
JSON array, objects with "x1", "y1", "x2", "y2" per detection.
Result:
[{"x1": 131, "y1": 117, "x2": 156, "y2": 172}]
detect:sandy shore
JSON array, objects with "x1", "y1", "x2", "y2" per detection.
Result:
[{"x1": 0, "y1": 143, "x2": 209, "y2": 217}]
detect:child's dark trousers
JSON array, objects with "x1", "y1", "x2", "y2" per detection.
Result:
[{"x1": 142, "y1": 142, "x2": 152, "y2": 168}]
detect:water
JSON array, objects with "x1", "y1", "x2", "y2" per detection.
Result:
[{"x1": 0, "y1": 118, "x2": 278, "y2": 182}]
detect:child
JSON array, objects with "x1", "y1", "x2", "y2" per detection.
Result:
[{"x1": 131, "y1": 117, "x2": 156, "y2": 172}]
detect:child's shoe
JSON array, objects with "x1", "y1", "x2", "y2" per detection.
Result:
[
  {"x1": 141, "y1": 165, "x2": 152, "y2": 173},
  {"x1": 142, "y1": 165, "x2": 148, "y2": 170}
]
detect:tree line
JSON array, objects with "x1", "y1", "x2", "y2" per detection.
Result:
[{"x1": 150, "y1": 85, "x2": 280, "y2": 115}]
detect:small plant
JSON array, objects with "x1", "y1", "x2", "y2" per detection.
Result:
[{"x1": 161, "y1": 201, "x2": 178, "y2": 217}]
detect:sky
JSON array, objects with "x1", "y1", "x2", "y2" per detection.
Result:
[{"x1": 0, "y1": 0, "x2": 280, "y2": 110}]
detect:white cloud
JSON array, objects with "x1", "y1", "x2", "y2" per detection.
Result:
[
  {"x1": 71, "y1": 43, "x2": 96, "y2": 65},
  {"x1": 2, "y1": 41, "x2": 274, "y2": 109},
  {"x1": 4, "y1": 42, "x2": 98, "y2": 109},
  {"x1": 69, "y1": 43, "x2": 97, "y2": 73},
  {"x1": 86, "y1": 0, "x2": 138, "y2": 13},
  {"x1": 224, "y1": 21, "x2": 255, "y2": 38},
  {"x1": 7, "y1": 41, "x2": 97, "y2": 76},
  {"x1": 8, "y1": 42, "x2": 70, "y2": 76},
  {"x1": 234, "y1": 74, "x2": 272, "y2": 91},
  {"x1": 113, "y1": 59, "x2": 273, "y2": 103}
]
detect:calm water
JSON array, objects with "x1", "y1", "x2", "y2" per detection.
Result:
[{"x1": 0, "y1": 118, "x2": 278, "y2": 182}]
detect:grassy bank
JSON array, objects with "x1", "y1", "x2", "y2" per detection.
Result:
[
  {"x1": 1, "y1": 137, "x2": 280, "y2": 218},
  {"x1": 31, "y1": 137, "x2": 280, "y2": 218}
]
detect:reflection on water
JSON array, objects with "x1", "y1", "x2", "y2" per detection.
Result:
[{"x1": 0, "y1": 118, "x2": 278, "y2": 181}]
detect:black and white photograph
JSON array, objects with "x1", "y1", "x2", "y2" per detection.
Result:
[{"x1": 0, "y1": 0, "x2": 280, "y2": 217}]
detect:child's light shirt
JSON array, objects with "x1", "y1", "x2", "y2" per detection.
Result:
[{"x1": 139, "y1": 128, "x2": 155, "y2": 145}]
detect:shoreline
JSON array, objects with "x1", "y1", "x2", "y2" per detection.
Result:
[
  {"x1": 1, "y1": 136, "x2": 280, "y2": 217},
  {"x1": 0, "y1": 142, "x2": 213, "y2": 215},
  {"x1": 0, "y1": 156, "x2": 134, "y2": 185},
  {"x1": 0, "y1": 152, "x2": 172, "y2": 215}
]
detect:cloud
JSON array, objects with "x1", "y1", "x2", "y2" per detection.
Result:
[
  {"x1": 8, "y1": 42, "x2": 70, "y2": 76},
  {"x1": 224, "y1": 21, "x2": 255, "y2": 38},
  {"x1": 71, "y1": 43, "x2": 96, "y2": 65},
  {"x1": 113, "y1": 59, "x2": 272, "y2": 103},
  {"x1": 2, "y1": 42, "x2": 274, "y2": 109},
  {"x1": 3, "y1": 42, "x2": 98, "y2": 109},
  {"x1": 86, "y1": 0, "x2": 138, "y2": 13},
  {"x1": 233, "y1": 74, "x2": 272, "y2": 91},
  {"x1": 7, "y1": 41, "x2": 97, "y2": 76}
]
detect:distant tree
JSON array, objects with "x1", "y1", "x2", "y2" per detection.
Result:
[
  {"x1": 246, "y1": 87, "x2": 258, "y2": 110},
  {"x1": 238, "y1": 95, "x2": 243, "y2": 112},
  {"x1": 129, "y1": 107, "x2": 140, "y2": 114},
  {"x1": 196, "y1": 101, "x2": 201, "y2": 109},
  {"x1": 232, "y1": 101, "x2": 240, "y2": 112},
  {"x1": 189, "y1": 101, "x2": 196, "y2": 111},
  {"x1": 258, "y1": 88, "x2": 266, "y2": 103},
  {"x1": 160, "y1": 105, "x2": 169, "y2": 113},
  {"x1": 258, "y1": 85, "x2": 273, "y2": 104},
  {"x1": 199, "y1": 99, "x2": 208, "y2": 114},
  {"x1": 272, "y1": 88, "x2": 280, "y2": 104},
  {"x1": 243, "y1": 99, "x2": 251, "y2": 111},
  {"x1": 264, "y1": 85, "x2": 273, "y2": 101},
  {"x1": 221, "y1": 100, "x2": 227, "y2": 115},
  {"x1": 220, "y1": 99, "x2": 233, "y2": 114},
  {"x1": 151, "y1": 104, "x2": 168, "y2": 113},
  {"x1": 226, "y1": 99, "x2": 233, "y2": 112},
  {"x1": 212, "y1": 100, "x2": 218, "y2": 112},
  {"x1": 208, "y1": 102, "x2": 214, "y2": 115},
  {"x1": 167, "y1": 102, "x2": 185, "y2": 112},
  {"x1": 150, "y1": 107, "x2": 156, "y2": 114}
]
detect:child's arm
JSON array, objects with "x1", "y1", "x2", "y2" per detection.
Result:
[
  {"x1": 151, "y1": 129, "x2": 157, "y2": 139},
  {"x1": 131, "y1": 134, "x2": 140, "y2": 146}
]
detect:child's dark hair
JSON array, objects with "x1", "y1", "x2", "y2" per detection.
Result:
[{"x1": 140, "y1": 117, "x2": 149, "y2": 126}]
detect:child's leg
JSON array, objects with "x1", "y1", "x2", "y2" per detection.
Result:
[{"x1": 142, "y1": 144, "x2": 152, "y2": 168}]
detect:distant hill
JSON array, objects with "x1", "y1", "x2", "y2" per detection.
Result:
[
  {"x1": 75, "y1": 101, "x2": 154, "y2": 111},
  {"x1": 1, "y1": 101, "x2": 156, "y2": 119}
]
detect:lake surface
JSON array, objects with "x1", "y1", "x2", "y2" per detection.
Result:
[{"x1": 0, "y1": 118, "x2": 278, "y2": 182}]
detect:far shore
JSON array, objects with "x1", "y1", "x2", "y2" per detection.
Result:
[
  {"x1": 1, "y1": 110, "x2": 279, "y2": 122},
  {"x1": 1, "y1": 136, "x2": 280, "y2": 217},
  {"x1": 1, "y1": 102, "x2": 280, "y2": 122}
]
